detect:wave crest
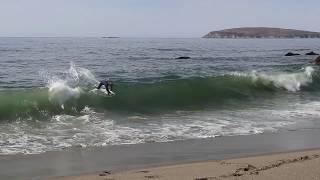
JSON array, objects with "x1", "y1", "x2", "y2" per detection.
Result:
[
  {"x1": 48, "y1": 81, "x2": 81, "y2": 109},
  {"x1": 43, "y1": 62, "x2": 99, "y2": 108},
  {"x1": 233, "y1": 66, "x2": 314, "y2": 92}
]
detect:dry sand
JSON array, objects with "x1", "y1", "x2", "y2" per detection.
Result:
[{"x1": 54, "y1": 148, "x2": 320, "y2": 180}]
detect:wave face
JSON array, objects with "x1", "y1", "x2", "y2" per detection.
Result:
[{"x1": 0, "y1": 64, "x2": 318, "y2": 121}]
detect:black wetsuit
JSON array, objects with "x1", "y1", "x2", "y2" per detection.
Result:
[{"x1": 97, "y1": 80, "x2": 112, "y2": 94}]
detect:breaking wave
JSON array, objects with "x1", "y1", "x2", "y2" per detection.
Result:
[{"x1": 0, "y1": 64, "x2": 318, "y2": 121}]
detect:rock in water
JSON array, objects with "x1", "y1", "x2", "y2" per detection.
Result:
[
  {"x1": 306, "y1": 51, "x2": 319, "y2": 55},
  {"x1": 285, "y1": 52, "x2": 300, "y2": 56},
  {"x1": 312, "y1": 56, "x2": 320, "y2": 65},
  {"x1": 175, "y1": 56, "x2": 191, "y2": 59}
]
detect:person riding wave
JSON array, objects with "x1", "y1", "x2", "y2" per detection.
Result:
[{"x1": 97, "y1": 79, "x2": 113, "y2": 95}]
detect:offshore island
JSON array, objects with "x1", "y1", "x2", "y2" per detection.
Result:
[{"x1": 203, "y1": 27, "x2": 320, "y2": 38}]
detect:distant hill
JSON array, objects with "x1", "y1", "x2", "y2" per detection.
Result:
[{"x1": 203, "y1": 27, "x2": 320, "y2": 38}]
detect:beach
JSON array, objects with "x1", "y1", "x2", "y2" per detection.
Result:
[
  {"x1": 1, "y1": 129, "x2": 320, "y2": 179},
  {"x1": 1, "y1": 1, "x2": 320, "y2": 179},
  {"x1": 1, "y1": 38, "x2": 320, "y2": 179},
  {"x1": 55, "y1": 148, "x2": 320, "y2": 180}
]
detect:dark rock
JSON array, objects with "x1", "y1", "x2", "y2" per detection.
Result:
[
  {"x1": 104, "y1": 170, "x2": 111, "y2": 174},
  {"x1": 237, "y1": 164, "x2": 256, "y2": 172},
  {"x1": 138, "y1": 170, "x2": 150, "y2": 173},
  {"x1": 285, "y1": 52, "x2": 300, "y2": 56},
  {"x1": 306, "y1": 51, "x2": 319, "y2": 55},
  {"x1": 312, "y1": 56, "x2": 320, "y2": 65},
  {"x1": 144, "y1": 175, "x2": 159, "y2": 178},
  {"x1": 232, "y1": 172, "x2": 244, "y2": 176},
  {"x1": 194, "y1": 178, "x2": 209, "y2": 180},
  {"x1": 175, "y1": 56, "x2": 191, "y2": 59},
  {"x1": 301, "y1": 155, "x2": 310, "y2": 160},
  {"x1": 99, "y1": 173, "x2": 107, "y2": 176}
]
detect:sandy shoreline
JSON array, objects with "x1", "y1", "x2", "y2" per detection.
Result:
[
  {"x1": 2, "y1": 129, "x2": 320, "y2": 179},
  {"x1": 54, "y1": 149, "x2": 320, "y2": 180}
]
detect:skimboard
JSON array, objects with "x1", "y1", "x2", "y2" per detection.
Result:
[
  {"x1": 90, "y1": 88, "x2": 116, "y2": 97},
  {"x1": 102, "y1": 89, "x2": 116, "y2": 96}
]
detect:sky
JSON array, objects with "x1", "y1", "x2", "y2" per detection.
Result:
[{"x1": 0, "y1": 0, "x2": 320, "y2": 37}]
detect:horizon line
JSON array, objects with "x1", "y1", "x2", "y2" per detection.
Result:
[{"x1": 0, "y1": 36, "x2": 202, "y2": 38}]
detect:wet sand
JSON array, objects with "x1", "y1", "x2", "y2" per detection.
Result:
[
  {"x1": 1, "y1": 129, "x2": 320, "y2": 180},
  {"x1": 55, "y1": 149, "x2": 320, "y2": 180}
]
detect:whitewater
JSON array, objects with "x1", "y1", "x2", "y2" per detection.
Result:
[{"x1": 1, "y1": 38, "x2": 320, "y2": 154}]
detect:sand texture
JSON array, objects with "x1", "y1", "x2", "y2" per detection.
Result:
[{"x1": 54, "y1": 149, "x2": 320, "y2": 180}]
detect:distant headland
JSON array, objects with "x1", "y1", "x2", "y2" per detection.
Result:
[
  {"x1": 203, "y1": 27, "x2": 320, "y2": 38},
  {"x1": 101, "y1": 36, "x2": 120, "y2": 39}
]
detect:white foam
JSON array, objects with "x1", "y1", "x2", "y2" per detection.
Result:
[
  {"x1": 2, "y1": 101, "x2": 320, "y2": 155},
  {"x1": 48, "y1": 81, "x2": 81, "y2": 108},
  {"x1": 40, "y1": 62, "x2": 101, "y2": 108},
  {"x1": 259, "y1": 67, "x2": 314, "y2": 92},
  {"x1": 67, "y1": 62, "x2": 99, "y2": 86},
  {"x1": 233, "y1": 66, "x2": 315, "y2": 92}
]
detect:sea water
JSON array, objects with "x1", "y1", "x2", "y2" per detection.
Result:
[{"x1": 1, "y1": 37, "x2": 320, "y2": 154}]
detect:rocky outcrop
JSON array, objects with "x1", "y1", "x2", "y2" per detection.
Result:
[
  {"x1": 203, "y1": 27, "x2": 320, "y2": 38},
  {"x1": 306, "y1": 51, "x2": 319, "y2": 55},
  {"x1": 175, "y1": 56, "x2": 191, "y2": 59},
  {"x1": 312, "y1": 56, "x2": 320, "y2": 65},
  {"x1": 285, "y1": 52, "x2": 300, "y2": 56}
]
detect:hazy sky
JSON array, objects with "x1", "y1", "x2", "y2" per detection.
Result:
[{"x1": 1, "y1": 0, "x2": 320, "y2": 37}]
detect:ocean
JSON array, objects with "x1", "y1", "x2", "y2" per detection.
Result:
[{"x1": 1, "y1": 37, "x2": 320, "y2": 155}]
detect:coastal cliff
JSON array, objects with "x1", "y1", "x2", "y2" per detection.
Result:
[{"x1": 203, "y1": 27, "x2": 320, "y2": 38}]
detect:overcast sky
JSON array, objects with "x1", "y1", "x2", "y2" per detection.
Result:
[{"x1": 1, "y1": 0, "x2": 320, "y2": 37}]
